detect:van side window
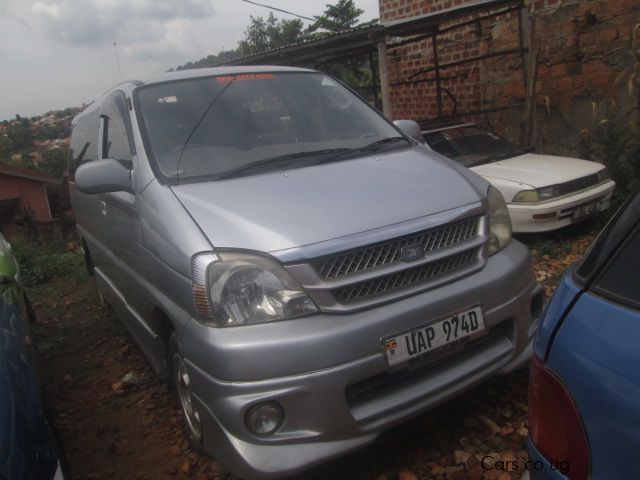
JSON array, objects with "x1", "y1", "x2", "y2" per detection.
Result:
[
  {"x1": 593, "y1": 225, "x2": 640, "y2": 310},
  {"x1": 68, "y1": 107, "x2": 100, "y2": 181},
  {"x1": 100, "y1": 91, "x2": 135, "y2": 169}
]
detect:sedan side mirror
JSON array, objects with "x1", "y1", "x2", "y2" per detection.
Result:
[
  {"x1": 393, "y1": 119, "x2": 422, "y2": 140},
  {"x1": 75, "y1": 159, "x2": 132, "y2": 194}
]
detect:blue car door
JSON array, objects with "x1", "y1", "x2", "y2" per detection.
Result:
[{"x1": 545, "y1": 218, "x2": 640, "y2": 478}]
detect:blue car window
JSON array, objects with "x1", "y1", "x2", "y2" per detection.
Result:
[
  {"x1": 575, "y1": 190, "x2": 640, "y2": 285},
  {"x1": 592, "y1": 224, "x2": 640, "y2": 310}
]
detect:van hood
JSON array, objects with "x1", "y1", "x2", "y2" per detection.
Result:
[{"x1": 170, "y1": 147, "x2": 482, "y2": 254}]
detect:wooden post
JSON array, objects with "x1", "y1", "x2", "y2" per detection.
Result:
[
  {"x1": 432, "y1": 34, "x2": 444, "y2": 118},
  {"x1": 377, "y1": 38, "x2": 392, "y2": 118},
  {"x1": 521, "y1": 8, "x2": 539, "y2": 150},
  {"x1": 369, "y1": 50, "x2": 380, "y2": 109}
]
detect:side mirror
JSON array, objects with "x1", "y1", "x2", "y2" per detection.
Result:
[
  {"x1": 394, "y1": 119, "x2": 422, "y2": 140},
  {"x1": 75, "y1": 159, "x2": 132, "y2": 194}
]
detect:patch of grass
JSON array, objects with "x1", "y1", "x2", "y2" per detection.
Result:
[{"x1": 9, "y1": 236, "x2": 86, "y2": 286}]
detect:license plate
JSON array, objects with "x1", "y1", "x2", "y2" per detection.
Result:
[
  {"x1": 382, "y1": 306, "x2": 485, "y2": 367},
  {"x1": 572, "y1": 201, "x2": 600, "y2": 220}
]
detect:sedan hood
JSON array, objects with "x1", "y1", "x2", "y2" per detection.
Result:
[
  {"x1": 171, "y1": 147, "x2": 482, "y2": 254},
  {"x1": 471, "y1": 153, "x2": 604, "y2": 188}
]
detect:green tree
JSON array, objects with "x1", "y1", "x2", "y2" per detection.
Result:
[
  {"x1": 307, "y1": 1, "x2": 375, "y2": 105},
  {"x1": 5, "y1": 153, "x2": 36, "y2": 170},
  {"x1": 238, "y1": 12, "x2": 308, "y2": 56},
  {"x1": 0, "y1": 135, "x2": 12, "y2": 159},
  {"x1": 40, "y1": 148, "x2": 68, "y2": 179},
  {"x1": 6, "y1": 124, "x2": 33, "y2": 151},
  {"x1": 175, "y1": 48, "x2": 241, "y2": 70},
  {"x1": 308, "y1": 0, "x2": 364, "y2": 33}
]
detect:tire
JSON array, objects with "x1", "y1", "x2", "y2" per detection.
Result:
[{"x1": 169, "y1": 332, "x2": 204, "y2": 452}]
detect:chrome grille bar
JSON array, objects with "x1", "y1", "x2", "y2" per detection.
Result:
[
  {"x1": 312, "y1": 216, "x2": 479, "y2": 280},
  {"x1": 332, "y1": 247, "x2": 478, "y2": 303}
]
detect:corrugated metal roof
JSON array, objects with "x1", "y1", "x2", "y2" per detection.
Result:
[
  {"x1": 219, "y1": 23, "x2": 382, "y2": 66},
  {"x1": 0, "y1": 164, "x2": 58, "y2": 184},
  {"x1": 222, "y1": 0, "x2": 522, "y2": 67}
]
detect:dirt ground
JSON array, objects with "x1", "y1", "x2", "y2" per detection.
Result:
[{"x1": 29, "y1": 227, "x2": 597, "y2": 480}]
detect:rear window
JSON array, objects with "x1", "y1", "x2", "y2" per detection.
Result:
[
  {"x1": 423, "y1": 126, "x2": 521, "y2": 167},
  {"x1": 593, "y1": 224, "x2": 640, "y2": 310},
  {"x1": 575, "y1": 191, "x2": 640, "y2": 285}
]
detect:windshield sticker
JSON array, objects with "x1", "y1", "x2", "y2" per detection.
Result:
[{"x1": 216, "y1": 73, "x2": 275, "y2": 83}]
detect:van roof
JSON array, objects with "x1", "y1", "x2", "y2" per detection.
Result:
[
  {"x1": 137, "y1": 65, "x2": 313, "y2": 86},
  {"x1": 72, "y1": 65, "x2": 316, "y2": 121}
]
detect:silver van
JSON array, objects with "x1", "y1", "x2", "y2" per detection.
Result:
[{"x1": 69, "y1": 66, "x2": 543, "y2": 479}]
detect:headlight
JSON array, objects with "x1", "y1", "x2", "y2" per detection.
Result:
[
  {"x1": 538, "y1": 185, "x2": 561, "y2": 201},
  {"x1": 597, "y1": 167, "x2": 611, "y2": 183},
  {"x1": 512, "y1": 185, "x2": 560, "y2": 203},
  {"x1": 512, "y1": 189, "x2": 539, "y2": 203},
  {"x1": 191, "y1": 251, "x2": 318, "y2": 327},
  {"x1": 487, "y1": 186, "x2": 512, "y2": 255}
]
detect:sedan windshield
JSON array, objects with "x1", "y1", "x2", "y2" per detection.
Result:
[
  {"x1": 134, "y1": 72, "x2": 408, "y2": 182},
  {"x1": 423, "y1": 125, "x2": 525, "y2": 167}
]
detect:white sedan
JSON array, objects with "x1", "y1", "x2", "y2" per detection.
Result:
[{"x1": 422, "y1": 123, "x2": 616, "y2": 233}]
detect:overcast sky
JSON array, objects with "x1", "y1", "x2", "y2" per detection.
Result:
[{"x1": 0, "y1": 0, "x2": 380, "y2": 121}]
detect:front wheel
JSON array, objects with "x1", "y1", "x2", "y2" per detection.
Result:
[{"x1": 169, "y1": 333, "x2": 204, "y2": 450}]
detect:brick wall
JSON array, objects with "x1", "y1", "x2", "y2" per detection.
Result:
[
  {"x1": 0, "y1": 174, "x2": 52, "y2": 222},
  {"x1": 380, "y1": 0, "x2": 640, "y2": 153}
]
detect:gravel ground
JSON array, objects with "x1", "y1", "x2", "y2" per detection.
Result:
[{"x1": 29, "y1": 225, "x2": 598, "y2": 480}]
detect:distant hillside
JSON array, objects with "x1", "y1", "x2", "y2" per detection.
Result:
[
  {"x1": 0, "y1": 107, "x2": 82, "y2": 179},
  {"x1": 173, "y1": 49, "x2": 241, "y2": 71}
]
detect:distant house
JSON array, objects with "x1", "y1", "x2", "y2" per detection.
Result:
[{"x1": 0, "y1": 164, "x2": 58, "y2": 224}]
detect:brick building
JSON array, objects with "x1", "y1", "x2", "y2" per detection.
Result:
[
  {"x1": 379, "y1": 0, "x2": 639, "y2": 152},
  {"x1": 0, "y1": 164, "x2": 57, "y2": 224}
]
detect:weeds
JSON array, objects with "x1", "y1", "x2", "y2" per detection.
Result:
[
  {"x1": 578, "y1": 23, "x2": 640, "y2": 204},
  {"x1": 579, "y1": 116, "x2": 640, "y2": 204},
  {"x1": 9, "y1": 236, "x2": 85, "y2": 286}
]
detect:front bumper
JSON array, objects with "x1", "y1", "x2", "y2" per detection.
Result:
[
  {"x1": 181, "y1": 240, "x2": 543, "y2": 479},
  {"x1": 508, "y1": 180, "x2": 615, "y2": 233}
]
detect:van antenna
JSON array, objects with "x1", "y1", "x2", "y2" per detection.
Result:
[{"x1": 113, "y1": 41, "x2": 124, "y2": 81}]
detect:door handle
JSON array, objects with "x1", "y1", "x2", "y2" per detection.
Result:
[{"x1": 100, "y1": 200, "x2": 107, "y2": 216}]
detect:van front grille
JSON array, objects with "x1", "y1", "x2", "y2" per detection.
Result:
[
  {"x1": 332, "y1": 247, "x2": 478, "y2": 303},
  {"x1": 312, "y1": 216, "x2": 479, "y2": 280}
]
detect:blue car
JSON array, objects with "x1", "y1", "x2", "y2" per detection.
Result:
[
  {"x1": 527, "y1": 190, "x2": 640, "y2": 480},
  {"x1": 0, "y1": 233, "x2": 68, "y2": 480}
]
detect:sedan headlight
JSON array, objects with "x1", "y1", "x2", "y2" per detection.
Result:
[
  {"x1": 512, "y1": 189, "x2": 539, "y2": 203},
  {"x1": 538, "y1": 185, "x2": 561, "y2": 201},
  {"x1": 512, "y1": 185, "x2": 560, "y2": 203},
  {"x1": 191, "y1": 251, "x2": 318, "y2": 327},
  {"x1": 488, "y1": 186, "x2": 512, "y2": 255}
]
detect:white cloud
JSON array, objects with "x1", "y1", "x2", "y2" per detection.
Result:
[
  {"x1": 0, "y1": 0, "x2": 381, "y2": 120},
  {"x1": 31, "y1": 0, "x2": 216, "y2": 45}
]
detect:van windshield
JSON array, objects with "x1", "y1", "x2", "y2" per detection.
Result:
[{"x1": 134, "y1": 72, "x2": 409, "y2": 183}]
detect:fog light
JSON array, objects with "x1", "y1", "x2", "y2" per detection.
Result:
[{"x1": 246, "y1": 403, "x2": 283, "y2": 435}]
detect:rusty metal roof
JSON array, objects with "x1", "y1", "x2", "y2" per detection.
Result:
[
  {"x1": 0, "y1": 164, "x2": 58, "y2": 184},
  {"x1": 222, "y1": 0, "x2": 523, "y2": 67}
]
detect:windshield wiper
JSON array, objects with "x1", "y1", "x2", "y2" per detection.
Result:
[
  {"x1": 213, "y1": 148, "x2": 351, "y2": 180},
  {"x1": 310, "y1": 136, "x2": 411, "y2": 166},
  {"x1": 356, "y1": 136, "x2": 410, "y2": 153}
]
